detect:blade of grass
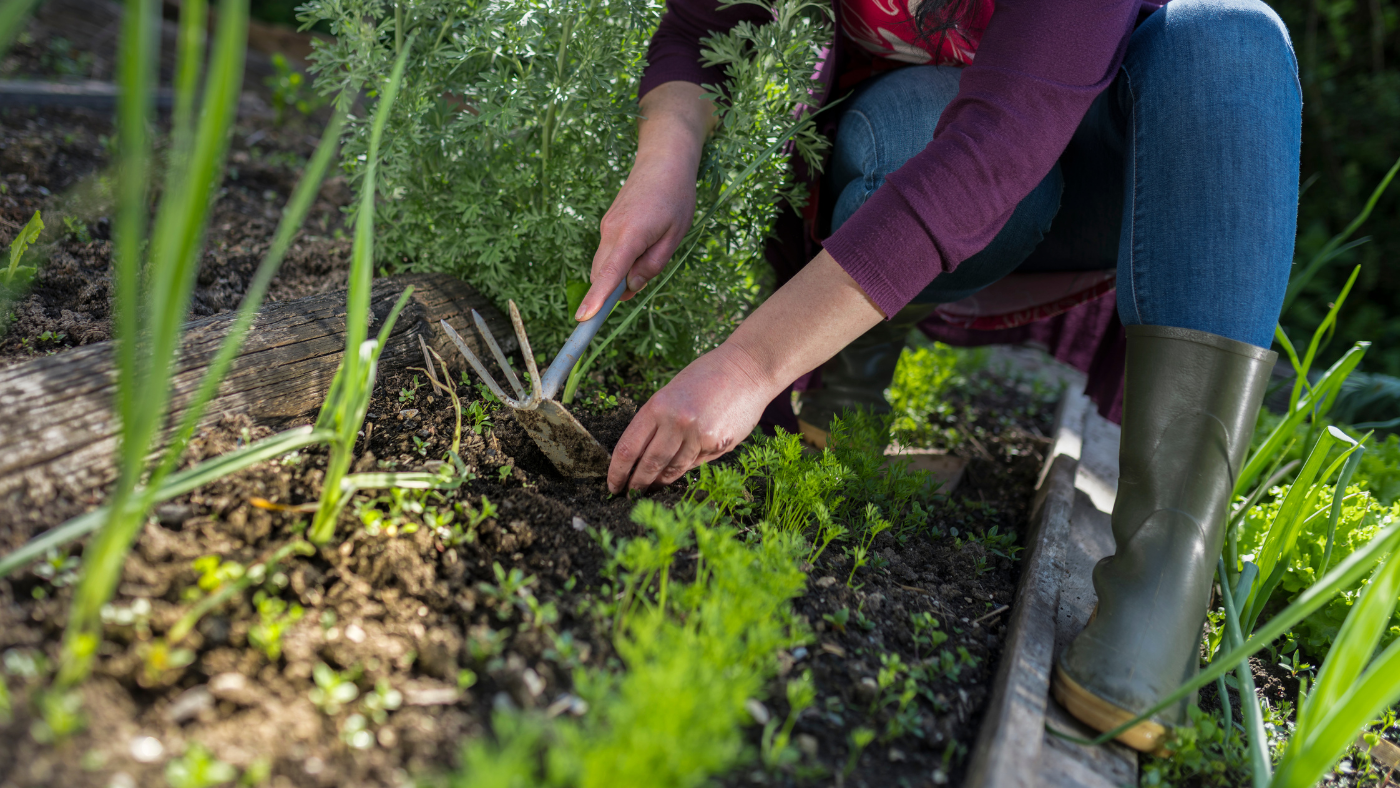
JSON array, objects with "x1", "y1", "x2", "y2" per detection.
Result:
[
  {"x1": 56, "y1": 0, "x2": 248, "y2": 692},
  {"x1": 1236, "y1": 342, "x2": 1369, "y2": 496},
  {"x1": 1321, "y1": 441, "x2": 1367, "y2": 575},
  {"x1": 1218, "y1": 558, "x2": 1272, "y2": 787},
  {"x1": 1281, "y1": 154, "x2": 1400, "y2": 315},
  {"x1": 149, "y1": 107, "x2": 348, "y2": 491},
  {"x1": 1273, "y1": 545, "x2": 1400, "y2": 788},
  {"x1": 1289, "y1": 266, "x2": 1360, "y2": 412},
  {"x1": 0, "y1": 426, "x2": 331, "y2": 581},
  {"x1": 308, "y1": 36, "x2": 415, "y2": 543}
]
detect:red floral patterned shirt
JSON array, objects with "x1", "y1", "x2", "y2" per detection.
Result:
[{"x1": 840, "y1": 0, "x2": 994, "y2": 65}]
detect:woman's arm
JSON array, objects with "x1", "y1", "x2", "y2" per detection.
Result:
[
  {"x1": 606, "y1": 249, "x2": 885, "y2": 492},
  {"x1": 575, "y1": 81, "x2": 715, "y2": 321}
]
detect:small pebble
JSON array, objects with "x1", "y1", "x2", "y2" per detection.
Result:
[
  {"x1": 521, "y1": 668, "x2": 546, "y2": 698},
  {"x1": 164, "y1": 685, "x2": 213, "y2": 724},
  {"x1": 345, "y1": 624, "x2": 367, "y2": 643},
  {"x1": 571, "y1": 516, "x2": 587, "y2": 531},
  {"x1": 815, "y1": 576, "x2": 837, "y2": 588},
  {"x1": 796, "y1": 733, "x2": 819, "y2": 758},
  {"x1": 303, "y1": 757, "x2": 325, "y2": 776},
  {"x1": 129, "y1": 736, "x2": 163, "y2": 763},
  {"x1": 745, "y1": 699, "x2": 770, "y2": 726},
  {"x1": 399, "y1": 409, "x2": 419, "y2": 421},
  {"x1": 791, "y1": 646, "x2": 809, "y2": 661},
  {"x1": 888, "y1": 747, "x2": 906, "y2": 762},
  {"x1": 108, "y1": 774, "x2": 136, "y2": 788}
]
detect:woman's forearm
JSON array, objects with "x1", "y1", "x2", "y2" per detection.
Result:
[
  {"x1": 636, "y1": 81, "x2": 716, "y2": 173},
  {"x1": 724, "y1": 250, "x2": 887, "y2": 395}
]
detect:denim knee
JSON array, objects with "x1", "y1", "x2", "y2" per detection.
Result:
[{"x1": 1134, "y1": 0, "x2": 1300, "y2": 100}]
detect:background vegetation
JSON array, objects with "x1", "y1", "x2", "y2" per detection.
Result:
[{"x1": 1269, "y1": 0, "x2": 1400, "y2": 377}]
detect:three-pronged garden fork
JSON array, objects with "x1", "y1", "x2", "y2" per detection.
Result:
[{"x1": 440, "y1": 281, "x2": 627, "y2": 479}]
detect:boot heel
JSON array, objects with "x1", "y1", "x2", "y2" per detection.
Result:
[{"x1": 1051, "y1": 665, "x2": 1172, "y2": 755}]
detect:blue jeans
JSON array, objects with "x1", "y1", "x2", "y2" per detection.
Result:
[{"x1": 827, "y1": 0, "x2": 1301, "y2": 350}]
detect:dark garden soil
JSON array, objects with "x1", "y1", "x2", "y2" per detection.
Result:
[
  {"x1": 0, "y1": 359, "x2": 1054, "y2": 788},
  {"x1": 0, "y1": 9, "x2": 1060, "y2": 787}
]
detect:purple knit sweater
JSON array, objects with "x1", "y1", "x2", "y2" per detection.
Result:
[{"x1": 640, "y1": 0, "x2": 1155, "y2": 319}]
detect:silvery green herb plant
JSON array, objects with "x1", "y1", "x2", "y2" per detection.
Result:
[{"x1": 300, "y1": 0, "x2": 831, "y2": 388}]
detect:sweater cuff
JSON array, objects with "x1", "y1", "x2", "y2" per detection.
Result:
[{"x1": 821, "y1": 185, "x2": 946, "y2": 319}]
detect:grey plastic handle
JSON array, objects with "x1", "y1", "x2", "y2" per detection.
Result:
[{"x1": 539, "y1": 279, "x2": 628, "y2": 400}]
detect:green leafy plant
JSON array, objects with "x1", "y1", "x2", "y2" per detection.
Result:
[
  {"x1": 264, "y1": 52, "x2": 325, "y2": 126},
  {"x1": 247, "y1": 592, "x2": 304, "y2": 661},
  {"x1": 302, "y1": 0, "x2": 830, "y2": 390},
  {"x1": 453, "y1": 501, "x2": 809, "y2": 787},
  {"x1": 309, "y1": 662, "x2": 360, "y2": 715},
  {"x1": 2, "y1": 209, "x2": 42, "y2": 290},
  {"x1": 165, "y1": 742, "x2": 237, "y2": 788}
]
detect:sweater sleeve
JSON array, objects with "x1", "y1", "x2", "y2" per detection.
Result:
[
  {"x1": 639, "y1": 0, "x2": 775, "y2": 98},
  {"x1": 822, "y1": 0, "x2": 1140, "y2": 318}
]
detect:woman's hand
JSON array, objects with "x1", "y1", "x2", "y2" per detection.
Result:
[
  {"x1": 608, "y1": 343, "x2": 779, "y2": 492},
  {"x1": 608, "y1": 250, "x2": 887, "y2": 491},
  {"x1": 576, "y1": 81, "x2": 716, "y2": 322}
]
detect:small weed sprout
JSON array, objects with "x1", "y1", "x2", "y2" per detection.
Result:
[
  {"x1": 2, "y1": 209, "x2": 41, "y2": 290},
  {"x1": 165, "y1": 742, "x2": 237, "y2": 788},
  {"x1": 192, "y1": 555, "x2": 244, "y2": 594},
  {"x1": 399, "y1": 375, "x2": 419, "y2": 404},
  {"x1": 845, "y1": 727, "x2": 876, "y2": 776},
  {"x1": 762, "y1": 669, "x2": 815, "y2": 768},
  {"x1": 910, "y1": 612, "x2": 948, "y2": 660},
  {"x1": 30, "y1": 549, "x2": 80, "y2": 599},
  {"x1": 310, "y1": 662, "x2": 360, "y2": 714},
  {"x1": 362, "y1": 679, "x2": 403, "y2": 724},
  {"x1": 497, "y1": 464, "x2": 514, "y2": 483},
  {"x1": 846, "y1": 505, "x2": 893, "y2": 588},
  {"x1": 823, "y1": 607, "x2": 851, "y2": 634},
  {"x1": 247, "y1": 592, "x2": 303, "y2": 661},
  {"x1": 465, "y1": 400, "x2": 493, "y2": 435}
]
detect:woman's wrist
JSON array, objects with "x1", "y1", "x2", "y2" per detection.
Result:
[{"x1": 723, "y1": 249, "x2": 886, "y2": 394}]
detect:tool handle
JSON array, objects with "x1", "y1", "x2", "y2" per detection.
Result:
[{"x1": 539, "y1": 279, "x2": 628, "y2": 400}]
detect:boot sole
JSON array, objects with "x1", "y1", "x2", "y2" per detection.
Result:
[{"x1": 1051, "y1": 665, "x2": 1172, "y2": 755}]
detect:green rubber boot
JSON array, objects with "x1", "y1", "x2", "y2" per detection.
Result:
[
  {"x1": 796, "y1": 302, "x2": 937, "y2": 447},
  {"x1": 1052, "y1": 325, "x2": 1276, "y2": 753}
]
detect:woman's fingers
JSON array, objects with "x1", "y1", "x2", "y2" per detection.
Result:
[
  {"x1": 625, "y1": 422, "x2": 685, "y2": 491},
  {"x1": 608, "y1": 414, "x2": 657, "y2": 494},
  {"x1": 657, "y1": 435, "x2": 701, "y2": 486}
]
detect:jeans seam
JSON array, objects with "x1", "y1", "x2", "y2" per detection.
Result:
[
  {"x1": 1123, "y1": 66, "x2": 1144, "y2": 327},
  {"x1": 848, "y1": 109, "x2": 881, "y2": 201}
]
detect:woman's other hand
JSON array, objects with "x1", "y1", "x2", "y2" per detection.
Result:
[
  {"x1": 608, "y1": 250, "x2": 887, "y2": 492},
  {"x1": 576, "y1": 81, "x2": 716, "y2": 322}
]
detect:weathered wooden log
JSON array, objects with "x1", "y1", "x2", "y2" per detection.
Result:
[{"x1": 0, "y1": 273, "x2": 513, "y2": 536}]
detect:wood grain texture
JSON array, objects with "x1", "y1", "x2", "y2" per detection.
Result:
[{"x1": 0, "y1": 273, "x2": 512, "y2": 535}]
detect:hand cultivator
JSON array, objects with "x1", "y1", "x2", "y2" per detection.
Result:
[{"x1": 442, "y1": 282, "x2": 627, "y2": 479}]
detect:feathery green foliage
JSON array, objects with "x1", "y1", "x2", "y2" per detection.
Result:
[
  {"x1": 450, "y1": 501, "x2": 809, "y2": 787},
  {"x1": 300, "y1": 0, "x2": 830, "y2": 387}
]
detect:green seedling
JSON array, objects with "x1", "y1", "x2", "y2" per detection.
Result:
[
  {"x1": 2, "y1": 209, "x2": 41, "y2": 289},
  {"x1": 247, "y1": 592, "x2": 303, "y2": 661},
  {"x1": 309, "y1": 662, "x2": 360, "y2": 714},
  {"x1": 822, "y1": 607, "x2": 850, "y2": 634},
  {"x1": 62, "y1": 215, "x2": 91, "y2": 244},
  {"x1": 264, "y1": 52, "x2": 324, "y2": 125},
  {"x1": 341, "y1": 712, "x2": 374, "y2": 749},
  {"x1": 362, "y1": 679, "x2": 403, "y2": 724},
  {"x1": 846, "y1": 504, "x2": 892, "y2": 588},
  {"x1": 465, "y1": 400, "x2": 493, "y2": 436},
  {"x1": 30, "y1": 549, "x2": 80, "y2": 599},
  {"x1": 412, "y1": 435, "x2": 430, "y2": 456},
  {"x1": 307, "y1": 38, "x2": 417, "y2": 543},
  {"x1": 478, "y1": 563, "x2": 537, "y2": 619},
  {"x1": 399, "y1": 376, "x2": 419, "y2": 404},
  {"x1": 165, "y1": 742, "x2": 237, "y2": 788},
  {"x1": 762, "y1": 669, "x2": 815, "y2": 768},
  {"x1": 844, "y1": 727, "x2": 876, "y2": 777},
  {"x1": 497, "y1": 464, "x2": 514, "y2": 483},
  {"x1": 457, "y1": 668, "x2": 478, "y2": 690},
  {"x1": 910, "y1": 611, "x2": 948, "y2": 660},
  {"x1": 191, "y1": 555, "x2": 245, "y2": 594}
]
